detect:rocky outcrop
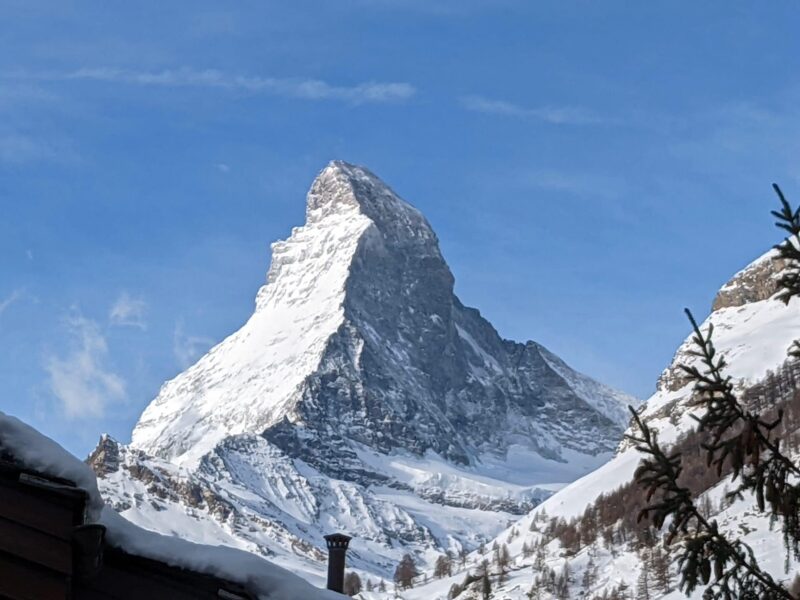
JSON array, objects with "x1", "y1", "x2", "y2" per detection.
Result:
[
  {"x1": 656, "y1": 250, "x2": 788, "y2": 395},
  {"x1": 711, "y1": 250, "x2": 784, "y2": 311}
]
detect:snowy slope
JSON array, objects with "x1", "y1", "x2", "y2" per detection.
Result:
[
  {"x1": 0, "y1": 411, "x2": 338, "y2": 600},
  {"x1": 91, "y1": 161, "x2": 637, "y2": 585},
  {"x1": 132, "y1": 175, "x2": 375, "y2": 467},
  {"x1": 133, "y1": 161, "x2": 635, "y2": 472},
  {"x1": 532, "y1": 247, "x2": 800, "y2": 523},
  {"x1": 395, "y1": 472, "x2": 799, "y2": 600},
  {"x1": 396, "y1": 247, "x2": 800, "y2": 599}
]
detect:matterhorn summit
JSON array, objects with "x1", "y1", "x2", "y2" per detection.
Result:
[{"x1": 96, "y1": 161, "x2": 637, "y2": 581}]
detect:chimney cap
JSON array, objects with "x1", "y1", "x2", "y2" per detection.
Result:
[{"x1": 324, "y1": 533, "x2": 352, "y2": 549}]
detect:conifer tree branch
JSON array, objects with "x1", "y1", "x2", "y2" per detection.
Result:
[
  {"x1": 773, "y1": 183, "x2": 800, "y2": 306},
  {"x1": 681, "y1": 309, "x2": 800, "y2": 481},
  {"x1": 627, "y1": 183, "x2": 800, "y2": 599},
  {"x1": 627, "y1": 409, "x2": 792, "y2": 599}
]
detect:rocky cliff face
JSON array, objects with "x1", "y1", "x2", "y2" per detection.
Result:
[
  {"x1": 439, "y1": 247, "x2": 800, "y2": 600},
  {"x1": 711, "y1": 250, "x2": 785, "y2": 311},
  {"x1": 132, "y1": 161, "x2": 633, "y2": 474},
  {"x1": 92, "y1": 161, "x2": 636, "y2": 581},
  {"x1": 652, "y1": 248, "x2": 795, "y2": 411}
]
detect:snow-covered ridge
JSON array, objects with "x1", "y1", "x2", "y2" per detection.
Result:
[
  {"x1": 413, "y1": 248, "x2": 800, "y2": 599},
  {"x1": 133, "y1": 163, "x2": 376, "y2": 467},
  {"x1": 551, "y1": 249, "x2": 800, "y2": 518},
  {"x1": 105, "y1": 160, "x2": 638, "y2": 586},
  {"x1": 132, "y1": 160, "x2": 635, "y2": 471}
]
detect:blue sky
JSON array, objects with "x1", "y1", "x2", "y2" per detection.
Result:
[{"x1": 1, "y1": 2, "x2": 799, "y2": 457}]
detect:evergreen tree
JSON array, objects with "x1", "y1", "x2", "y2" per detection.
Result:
[
  {"x1": 698, "y1": 494, "x2": 714, "y2": 520},
  {"x1": 533, "y1": 544, "x2": 547, "y2": 572},
  {"x1": 601, "y1": 526, "x2": 615, "y2": 551},
  {"x1": 394, "y1": 554, "x2": 418, "y2": 590},
  {"x1": 343, "y1": 571, "x2": 362, "y2": 596},
  {"x1": 788, "y1": 573, "x2": 800, "y2": 598},
  {"x1": 481, "y1": 570, "x2": 492, "y2": 599},
  {"x1": 544, "y1": 567, "x2": 557, "y2": 593},
  {"x1": 479, "y1": 558, "x2": 490, "y2": 578},
  {"x1": 527, "y1": 575, "x2": 543, "y2": 599},
  {"x1": 628, "y1": 184, "x2": 800, "y2": 599},
  {"x1": 649, "y1": 546, "x2": 672, "y2": 594},
  {"x1": 555, "y1": 561, "x2": 570, "y2": 600},
  {"x1": 582, "y1": 553, "x2": 598, "y2": 590},
  {"x1": 496, "y1": 543, "x2": 511, "y2": 582},
  {"x1": 448, "y1": 582, "x2": 463, "y2": 599},
  {"x1": 617, "y1": 581, "x2": 631, "y2": 600},
  {"x1": 635, "y1": 567, "x2": 652, "y2": 600},
  {"x1": 434, "y1": 554, "x2": 453, "y2": 578}
]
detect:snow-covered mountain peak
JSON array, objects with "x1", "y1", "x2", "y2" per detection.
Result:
[
  {"x1": 307, "y1": 161, "x2": 410, "y2": 217},
  {"x1": 433, "y1": 247, "x2": 800, "y2": 600},
  {"x1": 106, "y1": 162, "x2": 642, "y2": 588},
  {"x1": 655, "y1": 249, "x2": 791, "y2": 397},
  {"x1": 133, "y1": 161, "x2": 634, "y2": 472},
  {"x1": 306, "y1": 160, "x2": 441, "y2": 253}
]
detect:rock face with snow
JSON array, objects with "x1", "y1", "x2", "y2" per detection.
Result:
[
  {"x1": 0, "y1": 411, "x2": 338, "y2": 600},
  {"x1": 418, "y1": 248, "x2": 800, "y2": 600},
  {"x1": 132, "y1": 161, "x2": 631, "y2": 473},
  {"x1": 92, "y1": 161, "x2": 635, "y2": 582}
]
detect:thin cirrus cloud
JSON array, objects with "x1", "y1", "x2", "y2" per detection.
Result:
[
  {"x1": 173, "y1": 319, "x2": 215, "y2": 369},
  {"x1": 45, "y1": 314, "x2": 126, "y2": 420},
  {"x1": 460, "y1": 95, "x2": 611, "y2": 125},
  {"x1": 58, "y1": 67, "x2": 417, "y2": 105},
  {"x1": 109, "y1": 291, "x2": 147, "y2": 330},
  {"x1": 521, "y1": 169, "x2": 631, "y2": 199},
  {"x1": 0, "y1": 134, "x2": 59, "y2": 165},
  {"x1": 0, "y1": 289, "x2": 23, "y2": 316}
]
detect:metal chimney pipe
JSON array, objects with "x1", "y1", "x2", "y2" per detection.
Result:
[{"x1": 324, "y1": 533, "x2": 352, "y2": 593}]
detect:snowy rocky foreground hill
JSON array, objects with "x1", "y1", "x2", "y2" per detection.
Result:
[
  {"x1": 0, "y1": 411, "x2": 339, "y2": 600},
  {"x1": 89, "y1": 161, "x2": 636, "y2": 585},
  {"x1": 393, "y1": 249, "x2": 800, "y2": 599}
]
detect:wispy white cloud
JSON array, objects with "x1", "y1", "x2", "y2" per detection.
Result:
[
  {"x1": 45, "y1": 314, "x2": 126, "y2": 419},
  {"x1": 0, "y1": 289, "x2": 23, "y2": 315},
  {"x1": 0, "y1": 134, "x2": 58, "y2": 164},
  {"x1": 351, "y1": 0, "x2": 517, "y2": 16},
  {"x1": 173, "y1": 320, "x2": 215, "y2": 369},
  {"x1": 665, "y1": 97, "x2": 800, "y2": 188},
  {"x1": 460, "y1": 95, "x2": 610, "y2": 125},
  {"x1": 0, "y1": 83, "x2": 58, "y2": 111},
  {"x1": 215, "y1": 162, "x2": 231, "y2": 174},
  {"x1": 513, "y1": 168, "x2": 639, "y2": 225},
  {"x1": 0, "y1": 83, "x2": 79, "y2": 165},
  {"x1": 520, "y1": 169, "x2": 631, "y2": 199},
  {"x1": 109, "y1": 292, "x2": 147, "y2": 329},
  {"x1": 56, "y1": 67, "x2": 416, "y2": 105}
]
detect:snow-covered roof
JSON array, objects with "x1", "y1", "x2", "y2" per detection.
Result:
[{"x1": 0, "y1": 411, "x2": 339, "y2": 600}]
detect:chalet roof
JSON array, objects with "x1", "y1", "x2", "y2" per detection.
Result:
[{"x1": 0, "y1": 411, "x2": 339, "y2": 600}]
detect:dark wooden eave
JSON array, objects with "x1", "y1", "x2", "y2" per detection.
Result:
[{"x1": 0, "y1": 457, "x2": 256, "y2": 600}]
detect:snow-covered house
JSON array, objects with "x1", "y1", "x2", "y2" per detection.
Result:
[{"x1": 0, "y1": 411, "x2": 339, "y2": 600}]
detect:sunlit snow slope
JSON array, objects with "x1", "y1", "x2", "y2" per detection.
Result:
[
  {"x1": 400, "y1": 248, "x2": 800, "y2": 599},
  {"x1": 94, "y1": 161, "x2": 636, "y2": 582}
]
